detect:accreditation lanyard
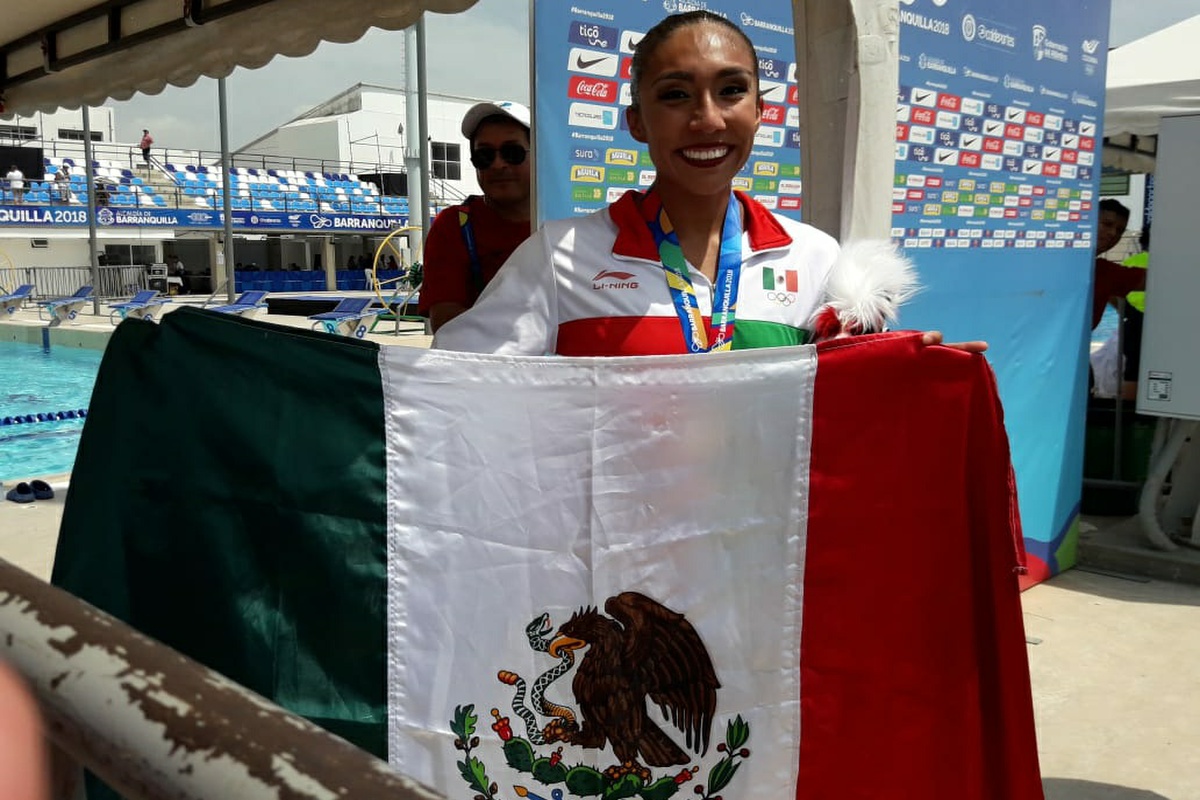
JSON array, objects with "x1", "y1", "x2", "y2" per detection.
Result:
[{"x1": 642, "y1": 191, "x2": 743, "y2": 353}]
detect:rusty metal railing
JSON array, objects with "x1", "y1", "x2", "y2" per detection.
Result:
[{"x1": 0, "y1": 557, "x2": 446, "y2": 800}]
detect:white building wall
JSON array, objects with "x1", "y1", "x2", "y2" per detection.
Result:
[
  {"x1": 274, "y1": 119, "x2": 345, "y2": 165},
  {"x1": 238, "y1": 87, "x2": 488, "y2": 204},
  {"x1": 1, "y1": 106, "x2": 116, "y2": 143},
  {"x1": 0, "y1": 233, "x2": 169, "y2": 268},
  {"x1": 0, "y1": 237, "x2": 90, "y2": 268}
]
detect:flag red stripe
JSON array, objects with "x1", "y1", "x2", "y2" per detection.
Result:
[{"x1": 800, "y1": 333, "x2": 1042, "y2": 798}]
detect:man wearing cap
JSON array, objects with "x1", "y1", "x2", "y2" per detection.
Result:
[{"x1": 419, "y1": 101, "x2": 532, "y2": 332}]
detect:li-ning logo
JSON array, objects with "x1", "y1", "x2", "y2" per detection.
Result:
[{"x1": 592, "y1": 269, "x2": 639, "y2": 289}]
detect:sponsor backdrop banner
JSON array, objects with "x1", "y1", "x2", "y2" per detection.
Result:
[
  {"x1": 533, "y1": 0, "x2": 801, "y2": 223},
  {"x1": 891, "y1": 0, "x2": 1111, "y2": 582},
  {"x1": 0, "y1": 205, "x2": 407, "y2": 234}
]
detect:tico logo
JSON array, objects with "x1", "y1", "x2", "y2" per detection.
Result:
[
  {"x1": 568, "y1": 20, "x2": 618, "y2": 51},
  {"x1": 569, "y1": 76, "x2": 617, "y2": 103}
]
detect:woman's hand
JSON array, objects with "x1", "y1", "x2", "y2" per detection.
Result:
[{"x1": 920, "y1": 330, "x2": 988, "y2": 353}]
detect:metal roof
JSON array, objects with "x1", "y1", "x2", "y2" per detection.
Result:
[{"x1": 0, "y1": 0, "x2": 478, "y2": 116}]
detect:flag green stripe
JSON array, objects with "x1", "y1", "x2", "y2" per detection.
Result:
[
  {"x1": 53, "y1": 308, "x2": 390, "y2": 787},
  {"x1": 732, "y1": 318, "x2": 811, "y2": 350},
  {"x1": 762, "y1": 266, "x2": 776, "y2": 290}
]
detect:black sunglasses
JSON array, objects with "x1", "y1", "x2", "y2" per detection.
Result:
[{"x1": 470, "y1": 143, "x2": 529, "y2": 169}]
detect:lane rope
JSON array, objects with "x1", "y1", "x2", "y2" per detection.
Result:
[{"x1": 0, "y1": 409, "x2": 88, "y2": 426}]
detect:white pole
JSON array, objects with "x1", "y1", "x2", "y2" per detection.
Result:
[
  {"x1": 417, "y1": 17, "x2": 432, "y2": 244},
  {"x1": 82, "y1": 107, "x2": 100, "y2": 314},
  {"x1": 404, "y1": 25, "x2": 423, "y2": 237},
  {"x1": 218, "y1": 78, "x2": 236, "y2": 302}
]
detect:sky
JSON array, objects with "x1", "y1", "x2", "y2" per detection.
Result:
[{"x1": 105, "y1": 0, "x2": 1199, "y2": 153}]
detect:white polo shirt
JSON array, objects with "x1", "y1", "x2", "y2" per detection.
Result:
[{"x1": 434, "y1": 190, "x2": 840, "y2": 356}]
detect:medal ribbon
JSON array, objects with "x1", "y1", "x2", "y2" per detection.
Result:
[{"x1": 641, "y1": 190, "x2": 743, "y2": 353}]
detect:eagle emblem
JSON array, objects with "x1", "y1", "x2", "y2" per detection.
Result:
[{"x1": 450, "y1": 592, "x2": 752, "y2": 800}]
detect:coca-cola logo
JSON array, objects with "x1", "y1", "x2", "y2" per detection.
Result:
[
  {"x1": 569, "y1": 76, "x2": 617, "y2": 102},
  {"x1": 760, "y1": 105, "x2": 786, "y2": 125}
]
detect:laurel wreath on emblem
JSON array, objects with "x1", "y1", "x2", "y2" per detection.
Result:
[{"x1": 450, "y1": 592, "x2": 752, "y2": 800}]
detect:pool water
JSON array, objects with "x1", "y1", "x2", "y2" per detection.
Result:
[{"x1": 0, "y1": 342, "x2": 103, "y2": 482}]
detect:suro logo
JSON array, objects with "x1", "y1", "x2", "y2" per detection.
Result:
[{"x1": 962, "y1": 14, "x2": 976, "y2": 41}]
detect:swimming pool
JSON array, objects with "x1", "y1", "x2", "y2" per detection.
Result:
[{"x1": 0, "y1": 342, "x2": 103, "y2": 482}]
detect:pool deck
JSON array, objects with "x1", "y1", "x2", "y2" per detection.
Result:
[
  {"x1": 4, "y1": 298, "x2": 1200, "y2": 796},
  {"x1": 0, "y1": 291, "x2": 434, "y2": 351}
]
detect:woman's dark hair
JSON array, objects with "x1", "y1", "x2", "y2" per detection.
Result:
[{"x1": 629, "y1": 11, "x2": 758, "y2": 110}]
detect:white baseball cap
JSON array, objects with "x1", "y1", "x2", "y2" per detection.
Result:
[{"x1": 461, "y1": 101, "x2": 531, "y2": 140}]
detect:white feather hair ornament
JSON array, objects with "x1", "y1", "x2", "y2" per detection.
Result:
[{"x1": 807, "y1": 240, "x2": 920, "y2": 341}]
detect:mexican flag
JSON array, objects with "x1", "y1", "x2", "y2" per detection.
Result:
[{"x1": 53, "y1": 308, "x2": 1042, "y2": 799}]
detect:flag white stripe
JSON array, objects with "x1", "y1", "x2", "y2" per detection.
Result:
[{"x1": 384, "y1": 346, "x2": 817, "y2": 798}]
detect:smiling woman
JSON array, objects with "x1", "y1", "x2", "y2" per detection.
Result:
[{"x1": 433, "y1": 10, "x2": 917, "y2": 357}]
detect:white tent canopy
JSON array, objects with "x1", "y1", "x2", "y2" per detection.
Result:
[
  {"x1": 1105, "y1": 13, "x2": 1200, "y2": 139},
  {"x1": 0, "y1": 0, "x2": 477, "y2": 116}
]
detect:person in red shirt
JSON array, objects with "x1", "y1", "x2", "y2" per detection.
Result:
[
  {"x1": 1091, "y1": 198, "x2": 1144, "y2": 329},
  {"x1": 419, "y1": 101, "x2": 532, "y2": 332},
  {"x1": 139, "y1": 129, "x2": 154, "y2": 166}
]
